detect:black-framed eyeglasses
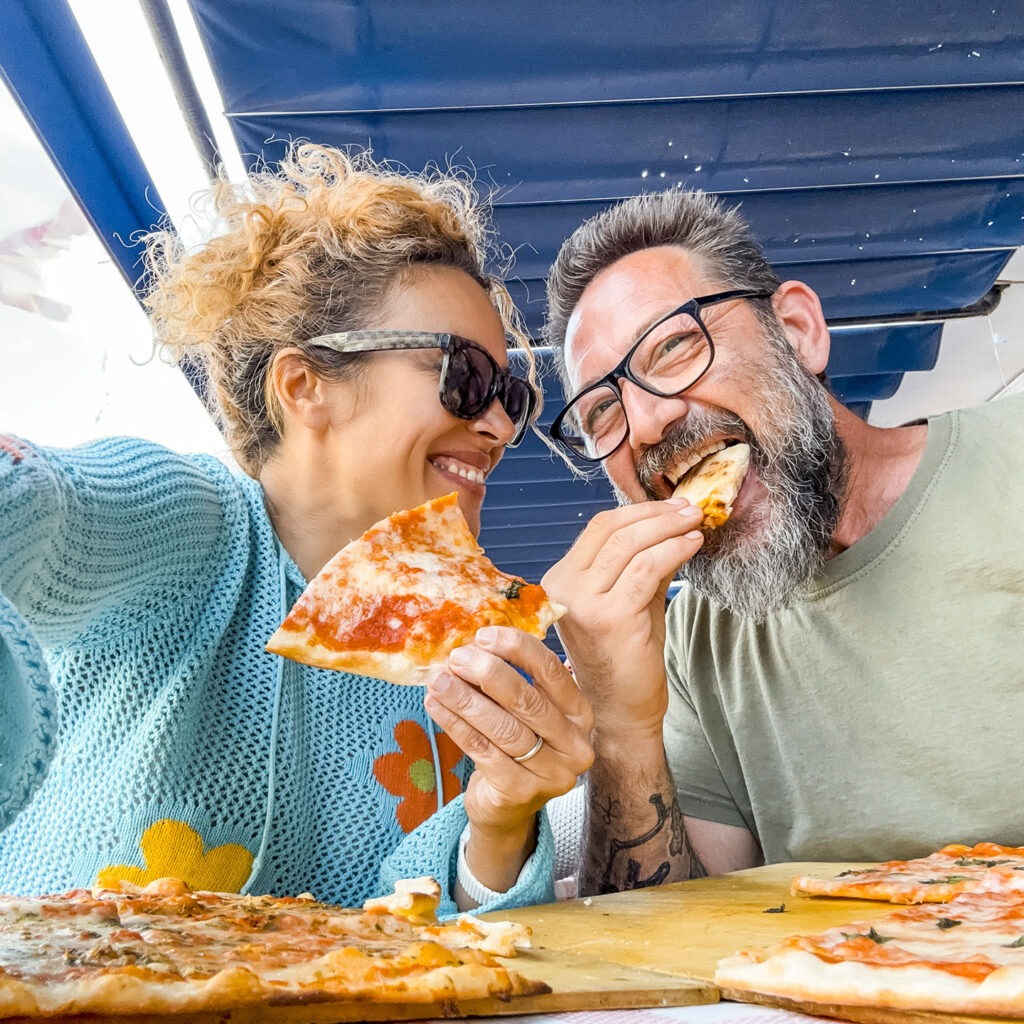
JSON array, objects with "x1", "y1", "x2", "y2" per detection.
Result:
[
  {"x1": 549, "y1": 289, "x2": 774, "y2": 462},
  {"x1": 303, "y1": 330, "x2": 540, "y2": 447}
]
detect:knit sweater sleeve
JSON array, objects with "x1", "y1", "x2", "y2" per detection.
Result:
[
  {"x1": 0, "y1": 434, "x2": 232, "y2": 830},
  {"x1": 378, "y1": 795, "x2": 556, "y2": 917},
  {"x1": 0, "y1": 435, "x2": 231, "y2": 646}
]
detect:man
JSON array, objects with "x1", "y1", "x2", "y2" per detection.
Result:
[{"x1": 539, "y1": 189, "x2": 1024, "y2": 896}]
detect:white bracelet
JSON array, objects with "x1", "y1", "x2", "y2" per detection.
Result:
[{"x1": 457, "y1": 824, "x2": 533, "y2": 906}]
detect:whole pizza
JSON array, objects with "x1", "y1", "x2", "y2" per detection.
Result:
[
  {"x1": 718, "y1": 842, "x2": 1024, "y2": 1017},
  {"x1": 0, "y1": 875, "x2": 547, "y2": 1017}
]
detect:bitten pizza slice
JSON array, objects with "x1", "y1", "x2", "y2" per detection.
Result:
[
  {"x1": 792, "y1": 843, "x2": 1024, "y2": 905},
  {"x1": 266, "y1": 492, "x2": 566, "y2": 686},
  {"x1": 671, "y1": 442, "x2": 750, "y2": 530}
]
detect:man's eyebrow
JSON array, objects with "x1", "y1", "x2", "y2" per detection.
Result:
[{"x1": 574, "y1": 302, "x2": 686, "y2": 392}]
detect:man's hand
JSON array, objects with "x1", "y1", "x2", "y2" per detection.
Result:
[
  {"x1": 542, "y1": 499, "x2": 714, "y2": 895},
  {"x1": 541, "y1": 498, "x2": 704, "y2": 741}
]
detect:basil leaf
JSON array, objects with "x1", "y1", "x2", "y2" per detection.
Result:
[
  {"x1": 1004, "y1": 935, "x2": 1024, "y2": 948},
  {"x1": 502, "y1": 580, "x2": 524, "y2": 600},
  {"x1": 937, "y1": 918, "x2": 962, "y2": 930},
  {"x1": 841, "y1": 927, "x2": 893, "y2": 944}
]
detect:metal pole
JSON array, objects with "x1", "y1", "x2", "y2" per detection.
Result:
[{"x1": 138, "y1": 0, "x2": 220, "y2": 181}]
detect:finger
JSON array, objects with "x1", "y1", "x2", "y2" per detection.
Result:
[
  {"x1": 471, "y1": 627, "x2": 593, "y2": 727},
  {"x1": 586, "y1": 503, "x2": 705, "y2": 592},
  {"x1": 447, "y1": 644, "x2": 589, "y2": 763},
  {"x1": 424, "y1": 688, "x2": 529, "y2": 775},
  {"x1": 559, "y1": 500, "x2": 702, "y2": 574},
  {"x1": 425, "y1": 668, "x2": 540, "y2": 760},
  {"x1": 606, "y1": 528, "x2": 705, "y2": 611}
]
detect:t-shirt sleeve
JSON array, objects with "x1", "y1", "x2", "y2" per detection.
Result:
[{"x1": 664, "y1": 640, "x2": 748, "y2": 829}]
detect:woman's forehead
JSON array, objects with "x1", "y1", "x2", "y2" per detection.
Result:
[{"x1": 379, "y1": 266, "x2": 508, "y2": 364}]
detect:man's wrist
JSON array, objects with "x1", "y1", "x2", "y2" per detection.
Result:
[{"x1": 591, "y1": 723, "x2": 666, "y2": 763}]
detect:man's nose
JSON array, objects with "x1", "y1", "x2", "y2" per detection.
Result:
[{"x1": 621, "y1": 379, "x2": 688, "y2": 449}]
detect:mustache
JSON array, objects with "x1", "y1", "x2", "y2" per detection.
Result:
[{"x1": 635, "y1": 406, "x2": 755, "y2": 499}]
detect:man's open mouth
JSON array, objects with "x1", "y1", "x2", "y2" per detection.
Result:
[{"x1": 664, "y1": 438, "x2": 745, "y2": 492}]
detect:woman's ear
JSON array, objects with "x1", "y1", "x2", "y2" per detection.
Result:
[
  {"x1": 771, "y1": 280, "x2": 831, "y2": 375},
  {"x1": 269, "y1": 349, "x2": 337, "y2": 432}
]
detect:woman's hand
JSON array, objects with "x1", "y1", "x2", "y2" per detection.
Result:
[{"x1": 424, "y1": 626, "x2": 594, "y2": 898}]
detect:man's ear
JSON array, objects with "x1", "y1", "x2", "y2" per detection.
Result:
[
  {"x1": 772, "y1": 280, "x2": 831, "y2": 375},
  {"x1": 269, "y1": 349, "x2": 337, "y2": 432}
]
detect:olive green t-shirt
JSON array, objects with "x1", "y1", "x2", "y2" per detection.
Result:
[{"x1": 664, "y1": 394, "x2": 1024, "y2": 863}]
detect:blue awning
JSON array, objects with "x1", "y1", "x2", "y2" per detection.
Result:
[
  {"x1": 3, "y1": 0, "x2": 1023, "y2": 587},
  {"x1": 188, "y1": 0, "x2": 1024, "y2": 397}
]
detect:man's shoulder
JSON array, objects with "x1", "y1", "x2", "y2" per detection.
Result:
[{"x1": 941, "y1": 393, "x2": 1024, "y2": 443}]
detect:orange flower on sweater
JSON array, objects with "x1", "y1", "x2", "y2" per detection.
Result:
[{"x1": 373, "y1": 720, "x2": 463, "y2": 833}]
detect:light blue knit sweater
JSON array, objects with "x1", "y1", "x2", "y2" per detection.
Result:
[{"x1": 0, "y1": 434, "x2": 553, "y2": 914}]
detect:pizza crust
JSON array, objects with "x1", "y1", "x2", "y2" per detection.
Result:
[
  {"x1": 792, "y1": 843, "x2": 1024, "y2": 904},
  {"x1": 718, "y1": 948, "x2": 1024, "y2": 1017},
  {"x1": 672, "y1": 443, "x2": 750, "y2": 530}
]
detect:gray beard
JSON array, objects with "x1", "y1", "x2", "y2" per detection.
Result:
[{"x1": 618, "y1": 329, "x2": 847, "y2": 622}]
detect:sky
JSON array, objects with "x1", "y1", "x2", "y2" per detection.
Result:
[
  {"x1": 2, "y1": 2, "x2": 1022, "y2": 457},
  {"x1": 0, "y1": 0, "x2": 234, "y2": 457}
]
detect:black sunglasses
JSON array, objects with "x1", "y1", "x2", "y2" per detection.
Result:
[{"x1": 302, "y1": 330, "x2": 539, "y2": 447}]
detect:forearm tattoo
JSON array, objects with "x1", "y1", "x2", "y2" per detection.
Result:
[{"x1": 586, "y1": 789, "x2": 706, "y2": 895}]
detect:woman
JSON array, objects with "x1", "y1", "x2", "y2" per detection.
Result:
[{"x1": 0, "y1": 144, "x2": 593, "y2": 913}]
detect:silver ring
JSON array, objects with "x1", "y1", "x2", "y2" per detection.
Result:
[{"x1": 512, "y1": 736, "x2": 544, "y2": 763}]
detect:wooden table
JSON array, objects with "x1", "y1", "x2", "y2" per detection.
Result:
[{"x1": 484, "y1": 863, "x2": 1016, "y2": 1023}]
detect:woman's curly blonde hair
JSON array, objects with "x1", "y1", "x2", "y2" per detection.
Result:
[{"x1": 143, "y1": 144, "x2": 533, "y2": 476}]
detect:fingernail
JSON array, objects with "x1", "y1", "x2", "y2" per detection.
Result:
[
  {"x1": 666, "y1": 496, "x2": 689, "y2": 505},
  {"x1": 680, "y1": 505, "x2": 703, "y2": 517},
  {"x1": 475, "y1": 627, "x2": 499, "y2": 645},
  {"x1": 449, "y1": 646, "x2": 471, "y2": 665},
  {"x1": 685, "y1": 530, "x2": 704, "y2": 539},
  {"x1": 431, "y1": 671, "x2": 454, "y2": 694}
]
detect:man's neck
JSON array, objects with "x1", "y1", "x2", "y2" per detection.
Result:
[{"x1": 827, "y1": 401, "x2": 929, "y2": 558}]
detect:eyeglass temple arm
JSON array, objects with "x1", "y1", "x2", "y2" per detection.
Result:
[{"x1": 303, "y1": 331, "x2": 447, "y2": 353}]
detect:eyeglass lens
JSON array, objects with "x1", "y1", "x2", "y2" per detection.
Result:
[{"x1": 560, "y1": 308, "x2": 712, "y2": 458}]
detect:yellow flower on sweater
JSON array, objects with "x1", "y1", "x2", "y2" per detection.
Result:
[{"x1": 96, "y1": 819, "x2": 253, "y2": 893}]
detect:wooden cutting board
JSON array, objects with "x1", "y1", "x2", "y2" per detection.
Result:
[
  {"x1": 8, "y1": 948, "x2": 714, "y2": 1024},
  {"x1": 482, "y1": 861, "x2": 883, "y2": 983},
  {"x1": 483, "y1": 862, "x2": 1018, "y2": 1024}
]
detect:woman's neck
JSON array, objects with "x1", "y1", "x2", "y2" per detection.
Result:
[{"x1": 259, "y1": 453, "x2": 360, "y2": 581}]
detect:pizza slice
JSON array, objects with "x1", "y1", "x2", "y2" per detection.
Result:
[
  {"x1": 266, "y1": 492, "x2": 566, "y2": 686},
  {"x1": 792, "y1": 842, "x2": 1024, "y2": 905},
  {"x1": 716, "y1": 887, "x2": 1024, "y2": 1016},
  {"x1": 671, "y1": 442, "x2": 750, "y2": 530}
]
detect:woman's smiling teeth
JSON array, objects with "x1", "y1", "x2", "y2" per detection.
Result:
[{"x1": 430, "y1": 457, "x2": 486, "y2": 484}]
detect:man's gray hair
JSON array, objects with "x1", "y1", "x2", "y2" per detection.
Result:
[{"x1": 544, "y1": 190, "x2": 782, "y2": 390}]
